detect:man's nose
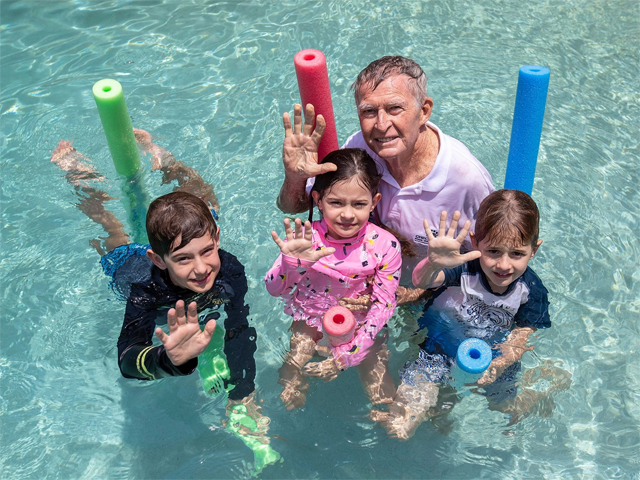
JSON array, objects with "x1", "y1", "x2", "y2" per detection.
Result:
[{"x1": 376, "y1": 110, "x2": 390, "y2": 129}]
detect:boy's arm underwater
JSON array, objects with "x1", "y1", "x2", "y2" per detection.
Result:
[{"x1": 477, "y1": 326, "x2": 536, "y2": 386}]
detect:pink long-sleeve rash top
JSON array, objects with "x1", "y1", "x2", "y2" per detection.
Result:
[{"x1": 265, "y1": 219, "x2": 402, "y2": 369}]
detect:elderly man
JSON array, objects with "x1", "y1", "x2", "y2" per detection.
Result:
[{"x1": 277, "y1": 56, "x2": 494, "y2": 289}]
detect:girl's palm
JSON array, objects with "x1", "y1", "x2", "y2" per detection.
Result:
[{"x1": 271, "y1": 218, "x2": 335, "y2": 262}]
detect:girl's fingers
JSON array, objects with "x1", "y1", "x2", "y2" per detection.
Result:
[
  {"x1": 294, "y1": 218, "x2": 303, "y2": 238},
  {"x1": 283, "y1": 218, "x2": 293, "y2": 241},
  {"x1": 271, "y1": 231, "x2": 285, "y2": 250},
  {"x1": 303, "y1": 220, "x2": 313, "y2": 241}
]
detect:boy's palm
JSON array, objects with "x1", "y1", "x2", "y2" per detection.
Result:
[
  {"x1": 271, "y1": 218, "x2": 335, "y2": 262},
  {"x1": 425, "y1": 211, "x2": 481, "y2": 269},
  {"x1": 155, "y1": 300, "x2": 216, "y2": 366}
]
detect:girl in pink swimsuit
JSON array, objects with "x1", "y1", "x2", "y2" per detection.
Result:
[{"x1": 265, "y1": 148, "x2": 402, "y2": 411}]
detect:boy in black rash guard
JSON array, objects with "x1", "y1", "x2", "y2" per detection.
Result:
[{"x1": 51, "y1": 133, "x2": 280, "y2": 473}]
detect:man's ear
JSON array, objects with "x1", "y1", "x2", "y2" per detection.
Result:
[
  {"x1": 470, "y1": 231, "x2": 478, "y2": 249},
  {"x1": 531, "y1": 239, "x2": 543, "y2": 257},
  {"x1": 421, "y1": 96, "x2": 434, "y2": 124},
  {"x1": 146, "y1": 249, "x2": 167, "y2": 270},
  {"x1": 371, "y1": 192, "x2": 382, "y2": 211}
]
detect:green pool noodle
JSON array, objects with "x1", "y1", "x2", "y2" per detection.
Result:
[
  {"x1": 92, "y1": 79, "x2": 150, "y2": 243},
  {"x1": 197, "y1": 325, "x2": 231, "y2": 395},
  {"x1": 227, "y1": 404, "x2": 282, "y2": 475},
  {"x1": 92, "y1": 79, "x2": 141, "y2": 177}
]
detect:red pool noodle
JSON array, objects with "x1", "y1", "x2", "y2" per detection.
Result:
[
  {"x1": 294, "y1": 49, "x2": 339, "y2": 162},
  {"x1": 322, "y1": 305, "x2": 356, "y2": 347}
]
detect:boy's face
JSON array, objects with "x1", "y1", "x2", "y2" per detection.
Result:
[
  {"x1": 472, "y1": 236, "x2": 542, "y2": 294},
  {"x1": 147, "y1": 228, "x2": 221, "y2": 293}
]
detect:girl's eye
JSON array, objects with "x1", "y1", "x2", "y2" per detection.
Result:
[
  {"x1": 355, "y1": 203, "x2": 367, "y2": 208},
  {"x1": 330, "y1": 201, "x2": 342, "y2": 206}
]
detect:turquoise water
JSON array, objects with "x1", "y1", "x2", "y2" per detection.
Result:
[{"x1": 1, "y1": 0, "x2": 639, "y2": 478}]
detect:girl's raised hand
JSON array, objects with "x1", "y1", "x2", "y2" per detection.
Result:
[
  {"x1": 271, "y1": 218, "x2": 335, "y2": 262},
  {"x1": 424, "y1": 211, "x2": 481, "y2": 269}
]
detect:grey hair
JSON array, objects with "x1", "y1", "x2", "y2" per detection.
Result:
[{"x1": 352, "y1": 56, "x2": 427, "y2": 107}]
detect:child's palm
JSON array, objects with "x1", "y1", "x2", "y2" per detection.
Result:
[
  {"x1": 271, "y1": 218, "x2": 335, "y2": 262},
  {"x1": 425, "y1": 211, "x2": 481, "y2": 269}
]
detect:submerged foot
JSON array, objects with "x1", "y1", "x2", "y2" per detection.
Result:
[{"x1": 51, "y1": 140, "x2": 102, "y2": 182}]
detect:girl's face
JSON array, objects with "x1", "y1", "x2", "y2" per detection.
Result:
[
  {"x1": 472, "y1": 235, "x2": 543, "y2": 294},
  {"x1": 312, "y1": 176, "x2": 381, "y2": 240}
]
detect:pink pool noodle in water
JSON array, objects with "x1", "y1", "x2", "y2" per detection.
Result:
[
  {"x1": 322, "y1": 306, "x2": 356, "y2": 346},
  {"x1": 294, "y1": 49, "x2": 339, "y2": 162}
]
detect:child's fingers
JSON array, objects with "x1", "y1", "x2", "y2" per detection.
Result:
[
  {"x1": 316, "y1": 247, "x2": 335, "y2": 259},
  {"x1": 283, "y1": 218, "x2": 293, "y2": 240},
  {"x1": 293, "y1": 218, "x2": 303, "y2": 239},
  {"x1": 455, "y1": 220, "x2": 472, "y2": 243},
  {"x1": 271, "y1": 231, "x2": 286, "y2": 250},
  {"x1": 438, "y1": 211, "x2": 448, "y2": 235},
  {"x1": 167, "y1": 308, "x2": 177, "y2": 332},
  {"x1": 423, "y1": 219, "x2": 435, "y2": 241},
  {"x1": 174, "y1": 300, "x2": 186, "y2": 324},
  {"x1": 447, "y1": 211, "x2": 461, "y2": 237},
  {"x1": 303, "y1": 220, "x2": 313, "y2": 242},
  {"x1": 202, "y1": 319, "x2": 216, "y2": 341},
  {"x1": 155, "y1": 327, "x2": 168, "y2": 344},
  {"x1": 460, "y1": 250, "x2": 482, "y2": 263},
  {"x1": 187, "y1": 301, "x2": 198, "y2": 323}
]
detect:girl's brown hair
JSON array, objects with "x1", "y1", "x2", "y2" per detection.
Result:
[{"x1": 474, "y1": 189, "x2": 540, "y2": 247}]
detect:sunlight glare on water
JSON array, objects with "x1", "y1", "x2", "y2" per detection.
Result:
[{"x1": 1, "y1": 0, "x2": 638, "y2": 479}]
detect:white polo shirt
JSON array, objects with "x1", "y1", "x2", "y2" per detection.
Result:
[{"x1": 309, "y1": 122, "x2": 495, "y2": 285}]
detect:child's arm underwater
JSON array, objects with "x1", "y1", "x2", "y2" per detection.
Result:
[
  {"x1": 412, "y1": 211, "x2": 481, "y2": 289},
  {"x1": 477, "y1": 326, "x2": 536, "y2": 386}
]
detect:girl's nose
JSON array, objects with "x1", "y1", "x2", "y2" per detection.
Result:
[{"x1": 341, "y1": 206, "x2": 355, "y2": 219}]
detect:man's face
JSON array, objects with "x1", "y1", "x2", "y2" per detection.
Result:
[
  {"x1": 356, "y1": 75, "x2": 432, "y2": 162},
  {"x1": 148, "y1": 229, "x2": 221, "y2": 293}
]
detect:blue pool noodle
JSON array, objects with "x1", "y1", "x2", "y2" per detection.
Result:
[
  {"x1": 504, "y1": 66, "x2": 550, "y2": 195},
  {"x1": 456, "y1": 338, "x2": 492, "y2": 374}
]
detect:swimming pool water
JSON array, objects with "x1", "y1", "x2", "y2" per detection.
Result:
[{"x1": 1, "y1": 1, "x2": 638, "y2": 478}]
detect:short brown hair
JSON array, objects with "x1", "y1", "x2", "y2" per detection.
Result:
[
  {"x1": 474, "y1": 189, "x2": 540, "y2": 248},
  {"x1": 352, "y1": 56, "x2": 427, "y2": 107},
  {"x1": 146, "y1": 192, "x2": 217, "y2": 258}
]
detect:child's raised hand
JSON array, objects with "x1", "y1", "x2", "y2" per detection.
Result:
[
  {"x1": 424, "y1": 211, "x2": 481, "y2": 269},
  {"x1": 282, "y1": 104, "x2": 337, "y2": 179},
  {"x1": 154, "y1": 300, "x2": 216, "y2": 366},
  {"x1": 271, "y1": 218, "x2": 336, "y2": 262}
]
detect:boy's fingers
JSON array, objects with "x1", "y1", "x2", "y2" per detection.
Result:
[
  {"x1": 447, "y1": 211, "x2": 461, "y2": 237},
  {"x1": 456, "y1": 220, "x2": 472, "y2": 243},
  {"x1": 423, "y1": 219, "x2": 434, "y2": 240},
  {"x1": 187, "y1": 302, "x2": 198, "y2": 322},
  {"x1": 461, "y1": 250, "x2": 482, "y2": 263},
  {"x1": 438, "y1": 211, "x2": 448, "y2": 234},
  {"x1": 155, "y1": 327, "x2": 168, "y2": 343},
  {"x1": 202, "y1": 319, "x2": 216, "y2": 340},
  {"x1": 167, "y1": 308, "x2": 177, "y2": 331}
]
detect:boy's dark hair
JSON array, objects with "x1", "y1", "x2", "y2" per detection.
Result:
[
  {"x1": 146, "y1": 192, "x2": 217, "y2": 258},
  {"x1": 474, "y1": 189, "x2": 540, "y2": 248},
  {"x1": 309, "y1": 148, "x2": 382, "y2": 222},
  {"x1": 352, "y1": 56, "x2": 427, "y2": 107}
]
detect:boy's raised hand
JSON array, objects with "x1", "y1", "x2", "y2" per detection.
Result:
[
  {"x1": 271, "y1": 218, "x2": 335, "y2": 262},
  {"x1": 424, "y1": 211, "x2": 481, "y2": 269},
  {"x1": 154, "y1": 300, "x2": 216, "y2": 366},
  {"x1": 282, "y1": 103, "x2": 337, "y2": 179}
]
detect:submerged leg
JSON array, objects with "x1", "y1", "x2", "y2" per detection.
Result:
[
  {"x1": 133, "y1": 128, "x2": 220, "y2": 214},
  {"x1": 357, "y1": 333, "x2": 396, "y2": 406},
  {"x1": 278, "y1": 321, "x2": 321, "y2": 410},
  {"x1": 51, "y1": 141, "x2": 129, "y2": 255}
]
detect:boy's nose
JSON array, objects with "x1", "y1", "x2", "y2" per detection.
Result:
[
  {"x1": 497, "y1": 255, "x2": 511, "y2": 270},
  {"x1": 193, "y1": 256, "x2": 208, "y2": 273}
]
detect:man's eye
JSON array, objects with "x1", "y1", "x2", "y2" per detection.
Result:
[{"x1": 389, "y1": 106, "x2": 403, "y2": 114}]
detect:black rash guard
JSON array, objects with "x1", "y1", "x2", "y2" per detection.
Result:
[{"x1": 116, "y1": 249, "x2": 257, "y2": 400}]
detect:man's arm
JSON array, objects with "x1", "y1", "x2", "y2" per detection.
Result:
[{"x1": 277, "y1": 104, "x2": 336, "y2": 213}]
